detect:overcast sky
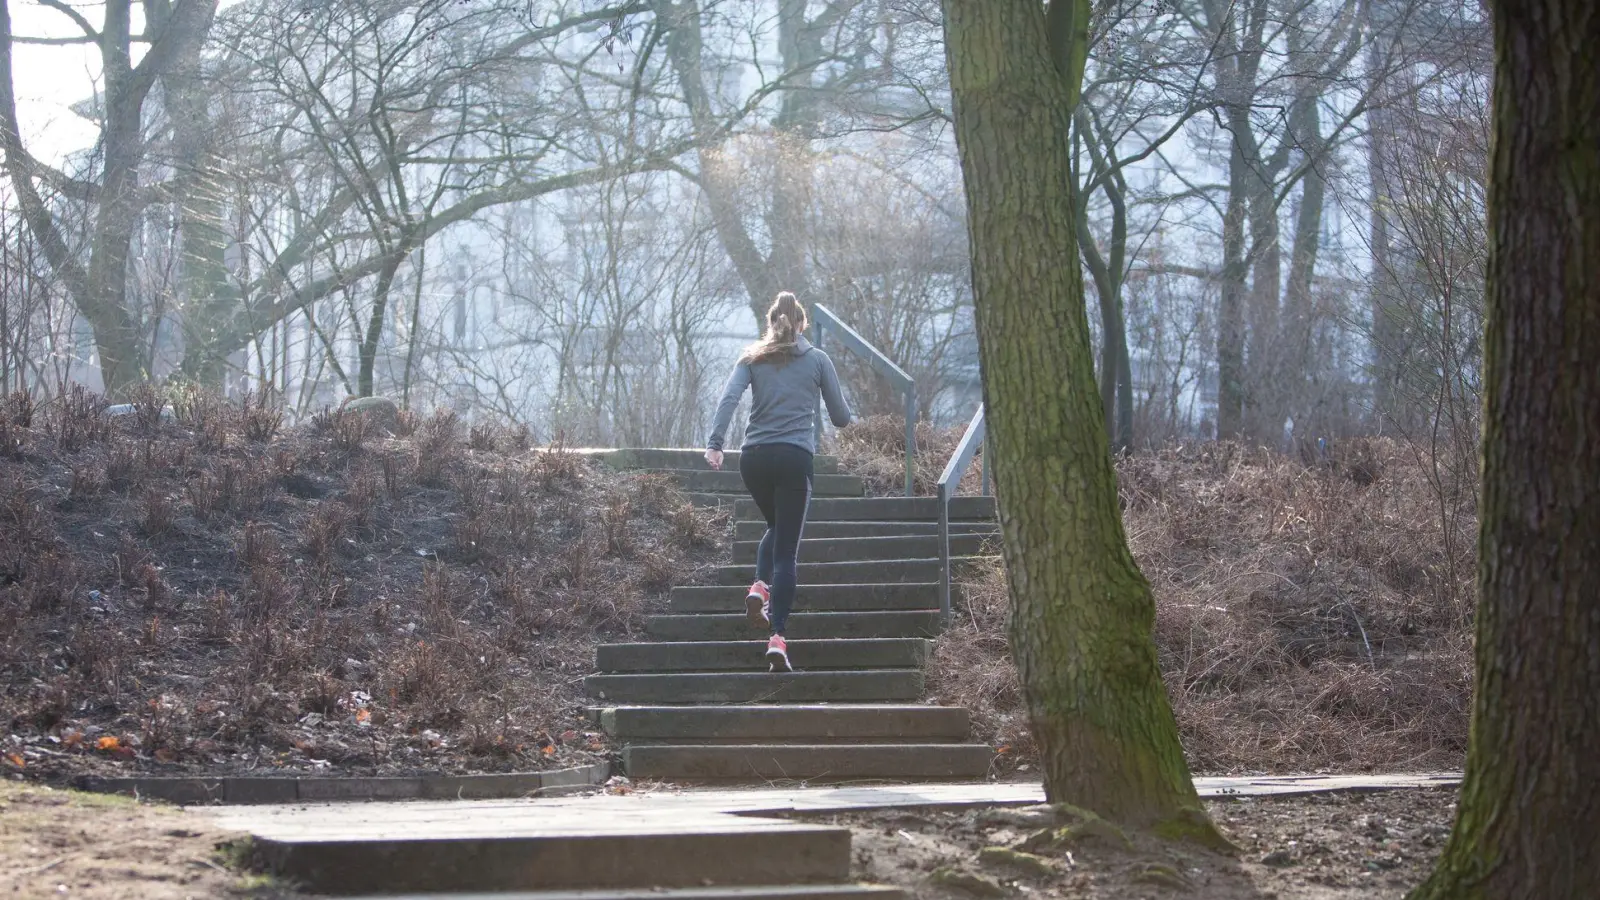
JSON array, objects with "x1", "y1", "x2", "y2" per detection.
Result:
[{"x1": 9, "y1": 1, "x2": 105, "y2": 165}]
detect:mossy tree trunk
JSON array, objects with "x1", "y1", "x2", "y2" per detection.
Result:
[
  {"x1": 1408, "y1": 1, "x2": 1600, "y2": 897},
  {"x1": 940, "y1": 0, "x2": 1208, "y2": 828}
]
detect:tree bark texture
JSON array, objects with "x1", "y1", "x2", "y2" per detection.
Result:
[
  {"x1": 940, "y1": 0, "x2": 1206, "y2": 827},
  {"x1": 1409, "y1": 0, "x2": 1600, "y2": 896}
]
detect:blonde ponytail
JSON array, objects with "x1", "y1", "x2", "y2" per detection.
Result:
[{"x1": 743, "y1": 292, "x2": 809, "y2": 365}]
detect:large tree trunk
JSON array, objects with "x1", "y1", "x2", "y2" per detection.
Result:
[
  {"x1": 1216, "y1": 145, "x2": 1249, "y2": 439},
  {"x1": 1365, "y1": 15, "x2": 1408, "y2": 433},
  {"x1": 1408, "y1": 1, "x2": 1600, "y2": 896},
  {"x1": 940, "y1": 0, "x2": 1208, "y2": 828},
  {"x1": 357, "y1": 254, "x2": 404, "y2": 398}
]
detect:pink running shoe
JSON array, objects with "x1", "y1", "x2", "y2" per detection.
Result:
[
  {"x1": 766, "y1": 634, "x2": 791, "y2": 673},
  {"x1": 745, "y1": 581, "x2": 771, "y2": 629}
]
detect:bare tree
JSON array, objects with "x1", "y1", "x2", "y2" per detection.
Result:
[{"x1": 0, "y1": 0, "x2": 218, "y2": 395}]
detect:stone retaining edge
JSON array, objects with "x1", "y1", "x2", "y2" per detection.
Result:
[{"x1": 72, "y1": 760, "x2": 612, "y2": 806}]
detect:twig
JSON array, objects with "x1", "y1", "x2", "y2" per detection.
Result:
[
  {"x1": 1342, "y1": 598, "x2": 1377, "y2": 670},
  {"x1": 26, "y1": 857, "x2": 66, "y2": 875}
]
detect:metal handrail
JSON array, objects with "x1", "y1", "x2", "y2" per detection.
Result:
[
  {"x1": 810, "y1": 303, "x2": 918, "y2": 497},
  {"x1": 937, "y1": 403, "x2": 989, "y2": 621}
]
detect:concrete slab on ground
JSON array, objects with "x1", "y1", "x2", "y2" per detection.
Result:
[{"x1": 203, "y1": 774, "x2": 1464, "y2": 845}]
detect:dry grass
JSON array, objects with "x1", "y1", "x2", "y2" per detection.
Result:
[
  {"x1": 925, "y1": 438, "x2": 1475, "y2": 775},
  {"x1": 833, "y1": 414, "x2": 985, "y2": 496},
  {"x1": 0, "y1": 387, "x2": 724, "y2": 782}
]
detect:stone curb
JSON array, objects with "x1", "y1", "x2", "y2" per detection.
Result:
[{"x1": 73, "y1": 760, "x2": 610, "y2": 806}]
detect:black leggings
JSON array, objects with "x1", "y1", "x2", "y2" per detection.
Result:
[{"x1": 739, "y1": 443, "x2": 813, "y2": 635}]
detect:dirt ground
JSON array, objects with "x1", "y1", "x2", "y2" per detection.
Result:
[
  {"x1": 0, "y1": 777, "x2": 1456, "y2": 899},
  {"x1": 0, "y1": 779, "x2": 287, "y2": 899},
  {"x1": 824, "y1": 787, "x2": 1457, "y2": 899}
]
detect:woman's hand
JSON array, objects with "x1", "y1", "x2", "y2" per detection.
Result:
[{"x1": 705, "y1": 449, "x2": 724, "y2": 470}]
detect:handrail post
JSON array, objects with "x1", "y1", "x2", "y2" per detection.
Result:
[
  {"x1": 812, "y1": 320, "x2": 825, "y2": 450},
  {"x1": 937, "y1": 482, "x2": 952, "y2": 622},
  {"x1": 903, "y1": 389, "x2": 916, "y2": 497},
  {"x1": 981, "y1": 432, "x2": 991, "y2": 496},
  {"x1": 935, "y1": 403, "x2": 986, "y2": 626}
]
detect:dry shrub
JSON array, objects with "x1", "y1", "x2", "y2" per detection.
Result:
[
  {"x1": 303, "y1": 504, "x2": 349, "y2": 562},
  {"x1": 600, "y1": 493, "x2": 635, "y2": 557},
  {"x1": 48, "y1": 385, "x2": 109, "y2": 453},
  {"x1": 124, "y1": 382, "x2": 168, "y2": 434},
  {"x1": 629, "y1": 472, "x2": 680, "y2": 518},
  {"x1": 240, "y1": 390, "x2": 284, "y2": 443},
  {"x1": 105, "y1": 444, "x2": 142, "y2": 492},
  {"x1": 532, "y1": 435, "x2": 583, "y2": 489},
  {"x1": 5, "y1": 389, "x2": 35, "y2": 427},
  {"x1": 468, "y1": 422, "x2": 500, "y2": 453},
  {"x1": 139, "y1": 491, "x2": 175, "y2": 538},
  {"x1": 834, "y1": 414, "x2": 985, "y2": 496},
  {"x1": 341, "y1": 472, "x2": 380, "y2": 530},
  {"x1": 506, "y1": 422, "x2": 533, "y2": 452},
  {"x1": 668, "y1": 499, "x2": 721, "y2": 550},
  {"x1": 392, "y1": 408, "x2": 420, "y2": 438},
  {"x1": 0, "y1": 390, "x2": 31, "y2": 459},
  {"x1": 330, "y1": 409, "x2": 372, "y2": 453},
  {"x1": 453, "y1": 515, "x2": 490, "y2": 563},
  {"x1": 935, "y1": 439, "x2": 1474, "y2": 774},
  {"x1": 414, "y1": 411, "x2": 461, "y2": 486}
]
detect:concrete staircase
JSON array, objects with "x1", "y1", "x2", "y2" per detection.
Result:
[{"x1": 586, "y1": 449, "x2": 1000, "y2": 785}]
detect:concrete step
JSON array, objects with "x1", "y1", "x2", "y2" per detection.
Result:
[
  {"x1": 596, "y1": 639, "x2": 931, "y2": 672},
  {"x1": 373, "y1": 888, "x2": 904, "y2": 900},
  {"x1": 646, "y1": 611, "x2": 942, "y2": 641},
  {"x1": 582, "y1": 447, "x2": 839, "y2": 475},
  {"x1": 595, "y1": 705, "x2": 971, "y2": 744},
  {"x1": 735, "y1": 519, "x2": 999, "y2": 541},
  {"x1": 621, "y1": 743, "x2": 995, "y2": 782},
  {"x1": 710, "y1": 558, "x2": 991, "y2": 586},
  {"x1": 733, "y1": 533, "x2": 998, "y2": 565},
  {"x1": 252, "y1": 825, "x2": 850, "y2": 895},
  {"x1": 670, "y1": 583, "x2": 943, "y2": 614},
  {"x1": 584, "y1": 670, "x2": 924, "y2": 704},
  {"x1": 665, "y1": 469, "x2": 866, "y2": 498},
  {"x1": 735, "y1": 496, "x2": 996, "y2": 523}
]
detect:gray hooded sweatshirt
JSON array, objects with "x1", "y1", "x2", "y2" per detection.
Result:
[{"x1": 707, "y1": 336, "x2": 853, "y2": 454}]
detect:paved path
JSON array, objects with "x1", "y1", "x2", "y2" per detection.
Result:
[{"x1": 207, "y1": 772, "x2": 1462, "y2": 839}]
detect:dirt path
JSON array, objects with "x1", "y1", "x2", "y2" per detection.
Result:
[
  {"x1": 826, "y1": 787, "x2": 1457, "y2": 899},
  {"x1": 0, "y1": 781, "x2": 290, "y2": 900}
]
